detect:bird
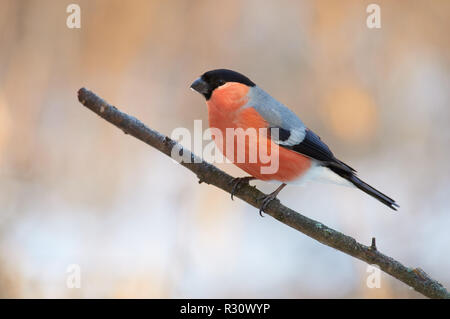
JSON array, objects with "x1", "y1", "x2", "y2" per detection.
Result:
[{"x1": 190, "y1": 69, "x2": 399, "y2": 215}]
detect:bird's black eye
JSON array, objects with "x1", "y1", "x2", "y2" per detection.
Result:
[{"x1": 217, "y1": 79, "x2": 226, "y2": 86}]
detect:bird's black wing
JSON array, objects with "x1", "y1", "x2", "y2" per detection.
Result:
[{"x1": 271, "y1": 127, "x2": 355, "y2": 174}]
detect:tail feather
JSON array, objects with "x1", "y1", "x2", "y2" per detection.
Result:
[
  {"x1": 327, "y1": 160, "x2": 399, "y2": 211},
  {"x1": 348, "y1": 175, "x2": 399, "y2": 211}
]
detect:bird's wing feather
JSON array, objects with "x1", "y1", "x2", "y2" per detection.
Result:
[
  {"x1": 288, "y1": 128, "x2": 333, "y2": 162},
  {"x1": 284, "y1": 128, "x2": 355, "y2": 173}
]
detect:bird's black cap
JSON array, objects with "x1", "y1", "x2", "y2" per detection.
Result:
[{"x1": 191, "y1": 69, "x2": 255, "y2": 100}]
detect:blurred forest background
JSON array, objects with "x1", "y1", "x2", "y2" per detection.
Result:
[{"x1": 0, "y1": 0, "x2": 449, "y2": 298}]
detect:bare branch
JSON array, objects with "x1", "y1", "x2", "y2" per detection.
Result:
[{"x1": 77, "y1": 87, "x2": 449, "y2": 299}]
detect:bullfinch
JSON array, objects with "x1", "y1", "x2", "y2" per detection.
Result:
[{"x1": 191, "y1": 69, "x2": 399, "y2": 214}]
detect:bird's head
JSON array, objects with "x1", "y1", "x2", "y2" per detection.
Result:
[{"x1": 190, "y1": 69, "x2": 255, "y2": 100}]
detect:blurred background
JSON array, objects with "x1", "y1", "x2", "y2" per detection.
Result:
[{"x1": 0, "y1": 0, "x2": 449, "y2": 298}]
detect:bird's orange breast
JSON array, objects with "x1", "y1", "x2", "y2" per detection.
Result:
[{"x1": 206, "y1": 83, "x2": 311, "y2": 182}]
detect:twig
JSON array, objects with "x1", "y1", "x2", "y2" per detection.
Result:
[
  {"x1": 77, "y1": 87, "x2": 449, "y2": 299},
  {"x1": 370, "y1": 237, "x2": 377, "y2": 251}
]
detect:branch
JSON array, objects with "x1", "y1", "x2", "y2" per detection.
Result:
[{"x1": 77, "y1": 87, "x2": 449, "y2": 299}]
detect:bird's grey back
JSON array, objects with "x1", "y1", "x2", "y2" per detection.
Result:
[{"x1": 245, "y1": 86, "x2": 306, "y2": 141}]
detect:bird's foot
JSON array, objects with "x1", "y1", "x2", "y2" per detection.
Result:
[
  {"x1": 257, "y1": 193, "x2": 279, "y2": 217},
  {"x1": 257, "y1": 183, "x2": 287, "y2": 217},
  {"x1": 229, "y1": 176, "x2": 255, "y2": 200}
]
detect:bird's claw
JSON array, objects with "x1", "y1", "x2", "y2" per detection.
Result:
[
  {"x1": 229, "y1": 177, "x2": 254, "y2": 200},
  {"x1": 257, "y1": 193, "x2": 279, "y2": 217}
]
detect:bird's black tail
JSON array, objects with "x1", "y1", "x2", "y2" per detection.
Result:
[
  {"x1": 327, "y1": 160, "x2": 399, "y2": 211},
  {"x1": 347, "y1": 175, "x2": 399, "y2": 211}
]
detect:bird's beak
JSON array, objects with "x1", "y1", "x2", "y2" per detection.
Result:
[{"x1": 190, "y1": 77, "x2": 209, "y2": 95}]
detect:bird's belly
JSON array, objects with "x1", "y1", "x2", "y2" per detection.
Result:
[
  {"x1": 235, "y1": 148, "x2": 312, "y2": 182},
  {"x1": 208, "y1": 112, "x2": 312, "y2": 182}
]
